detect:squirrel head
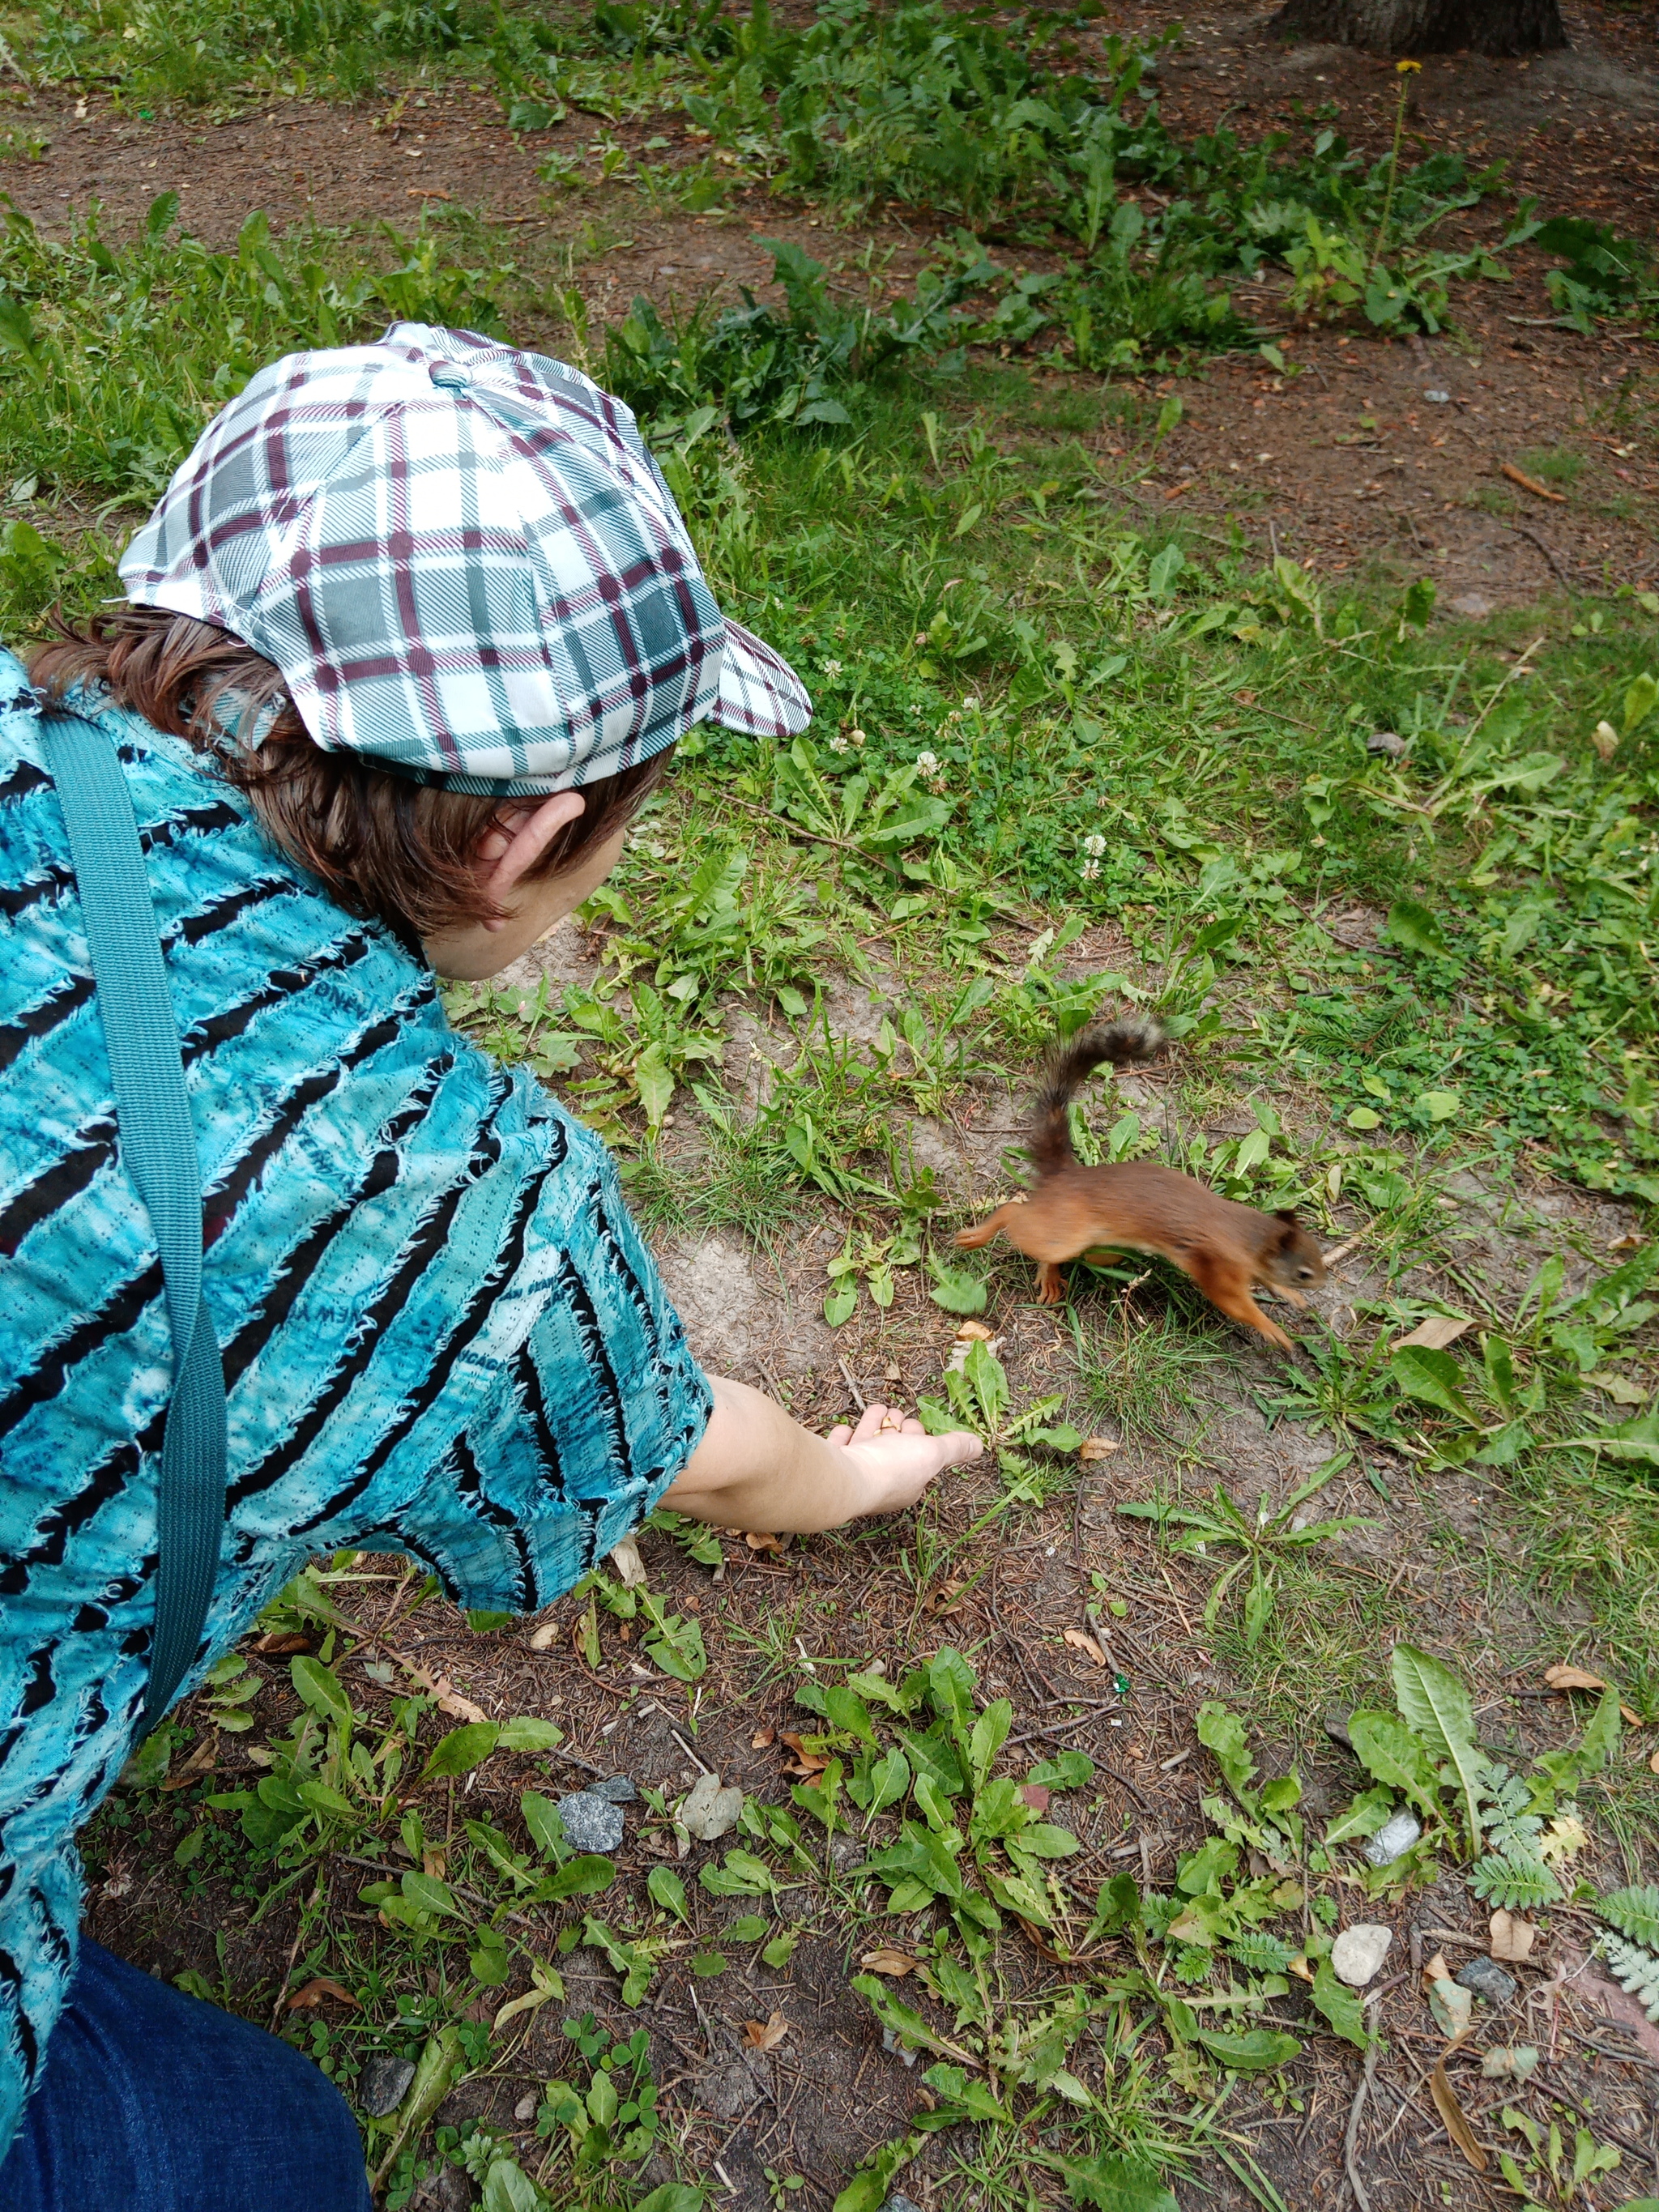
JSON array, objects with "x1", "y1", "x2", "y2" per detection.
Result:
[{"x1": 1262, "y1": 1208, "x2": 1328, "y2": 1289}]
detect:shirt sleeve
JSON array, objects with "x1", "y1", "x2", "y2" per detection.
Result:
[{"x1": 354, "y1": 1087, "x2": 713, "y2": 1612}]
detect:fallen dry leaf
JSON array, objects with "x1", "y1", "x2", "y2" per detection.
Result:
[
  {"x1": 1392, "y1": 1315, "x2": 1473, "y2": 1353},
  {"x1": 527, "y1": 1618, "x2": 560, "y2": 1652},
  {"x1": 1591, "y1": 720, "x2": 1621, "y2": 763},
  {"x1": 407, "y1": 1664, "x2": 487, "y2": 1726},
  {"x1": 1017, "y1": 1783, "x2": 1051, "y2": 1814},
  {"x1": 287, "y1": 1976, "x2": 359, "y2": 2011},
  {"x1": 1649, "y1": 1745, "x2": 1659, "y2": 1776},
  {"x1": 1063, "y1": 1627, "x2": 1107, "y2": 1667},
  {"x1": 751, "y1": 1726, "x2": 776, "y2": 1750},
  {"x1": 159, "y1": 1732, "x2": 219, "y2": 1791},
  {"x1": 1286, "y1": 1954, "x2": 1315, "y2": 1984},
  {"x1": 1078, "y1": 1436, "x2": 1120, "y2": 1461},
  {"x1": 422, "y1": 1848, "x2": 448, "y2": 1881},
  {"x1": 954, "y1": 1319, "x2": 997, "y2": 1343},
  {"x1": 1501, "y1": 459, "x2": 1566, "y2": 503},
  {"x1": 779, "y1": 1731, "x2": 829, "y2": 1779},
  {"x1": 1542, "y1": 1663, "x2": 1639, "y2": 1722},
  {"x1": 859, "y1": 1949, "x2": 918, "y2": 1978},
  {"x1": 1430, "y1": 2061, "x2": 1487, "y2": 2172},
  {"x1": 923, "y1": 1578, "x2": 968, "y2": 1617},
  {"x1": 1540, "y1": 1813, "x2": 1589, "y2": 1865},
  {"x1": 742, "y1": 2010, "x2": 790, "y2": 2052},
  {"x1": 1423, "y1": 1950, "x2": 1450, "y2": 1983},
  {"x1": 744, "y1": 1530, "x2": 787, "y2": 1554},
  {"x1": 1489, "y1": 1910, "x2": 1537, "y2": 1964},
  {"x1": 254, "y1": 1630, "x2": 311, "y2": 1655},
  {"x1": 608, "y1": 1535, "x2": 646, "y2": 1589}
]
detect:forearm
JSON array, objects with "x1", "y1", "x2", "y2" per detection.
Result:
[{"x1": 661, "y1": 1375, "x2": 980, "y2": 1533}]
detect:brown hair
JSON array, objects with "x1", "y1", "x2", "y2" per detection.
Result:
[{"x1": 28, "y1": 605, "x2": 674, "y2": 942}]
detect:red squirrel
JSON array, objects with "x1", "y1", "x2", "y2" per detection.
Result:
[{"x1": 953, "y1": 1022, "x2": 1326, "y2": 1349}]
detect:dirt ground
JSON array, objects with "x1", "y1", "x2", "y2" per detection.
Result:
[
  {"x1": 45, "y1": 5, "x2": 1659, "y2": 2205},
  {"x1": 12, "y1": 0, "x2": 1658, "y2": 601}
]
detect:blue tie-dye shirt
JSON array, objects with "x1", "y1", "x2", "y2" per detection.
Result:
[{"x1": 0, "y1": 652, "x2": 710, "y2": 2160}]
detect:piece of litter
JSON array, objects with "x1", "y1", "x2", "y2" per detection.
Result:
[
  {"x1": 1363, "y1": 1808, "x2": 1422, "y2": 1866},
  {"x1": 1424, "y1": 388, "x2": 1449, "y2": 403}
]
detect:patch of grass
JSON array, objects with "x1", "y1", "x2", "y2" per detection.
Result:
[{"x1": 1518, "y1": 445, "x2": 1587, "y2": 488}]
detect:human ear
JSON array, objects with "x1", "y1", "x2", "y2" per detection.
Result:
[{"x1": 481, "y1": 790, "x2": 587, "y2": 928}]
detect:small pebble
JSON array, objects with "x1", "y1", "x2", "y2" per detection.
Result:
[
  {"x1": 1366, "y1": 731, "x2": 1409, "y2": 758},
  {"x1": 357, "y1": 2052, "x2": 416, "y2": 2119},
  {"x1": 1456, "y1": 1955, "x2": 1517, "y2": 2005},
  {"x1": 591, "y1": 1774, "x2": 637, "y2": 1803},
  {"x1": 1324, "y1": 1707, "x2": 1355, "y2": 1749},
  {"x1": 1362, "y1": 1809, "x2": 1422, "y2": 1866},
  {"x1": 555, "y1": 1789, "x2": 625, "y2": 1853},
  {"x1": 1331, "y1": 1923, "x2": 1393, "y2": 1988},
  {"x1": 1424, "y1": 388, "x2": 1450, "y2": 403},
  {"x1": 881, "y1": 2197, "x2": 925, "y2": 2212}
]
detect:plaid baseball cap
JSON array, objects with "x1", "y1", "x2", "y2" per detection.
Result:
[{"x1": 118, "y1": 322, "x2": 811, "y2": 796}]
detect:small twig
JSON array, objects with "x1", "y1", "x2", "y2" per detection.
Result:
[
  {"x1": 1342, "y1": 2037, "x2": 1380, "y2": 2212},
  {"x1": 838, "y1": 1357, "x2": 867, "y2": 1413},
  {"x1": 1416, "y1": 1925, "x2": 1489, "y2": 1950},
  {"x1": 671, "y1": 1727, "x2": 714, "y2": 1776},
  {"x1": 1512, "y1": 522, "x2": 1570, "y2": 586},
  {"x1": 1570, "y1": 2030, "x2": 1659, "y2": 2075},
  {"x1": 269, "y1": 1869, "x2": 325, "y2": 2028}
]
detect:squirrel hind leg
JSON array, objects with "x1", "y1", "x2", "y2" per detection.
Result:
[{"x1": 1035, "y1": 1261, "x2": 1066, "y2": 1304}]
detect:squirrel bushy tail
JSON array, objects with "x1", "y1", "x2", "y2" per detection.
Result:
[{"x1": 1028, "y1": 1021, "x2": 1166, "y2": 1177}]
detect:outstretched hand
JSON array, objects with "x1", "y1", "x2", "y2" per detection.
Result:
[
  {"x1": 824, "y1": 1401, "x2": 983, "y2": 1516},
  {"x1": 663, "y1": 1376, "x2": 982, "y2": 1536}
]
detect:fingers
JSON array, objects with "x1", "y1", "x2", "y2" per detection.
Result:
[{"x1": 826, "y1": 1423, "x2": 854, "y2": 1447}]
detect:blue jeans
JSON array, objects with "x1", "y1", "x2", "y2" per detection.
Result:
[{"x1": 2, "y1": 1937, "x2": 372, "y2": 2212}]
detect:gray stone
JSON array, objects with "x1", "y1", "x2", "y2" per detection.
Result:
[
  {"x1": 1450, "y1": 591, "x2": 1493, "y2": 619},
  {"x1": 1456, "y1": 1955, "x2": 1517, "y2": 2005},
  {"x1": 680, "y1": 1769, "x2": 743, "y2": 1843},
  {"x1": 696, "y1": 2059, "x2": 757, "y2": 2120},
  {"x1": 1331, "y1": 1923, "x2": 1393, "y2": 1988},
  {"x1": 592, "y1": 1774, "x2": 637, "y2": 1803},
  {"x1": 1366, "y1": 731, "x2": 1408, "y2": 759},
  {"x1": 357, "y1": 2052, "x2": 416, "y2": 2119},
  {"x1": 1362, "y1": 1809, "x2": 1422, "y2": 1867},
  {"x1": 556, "y1": 1789, "x2": 625, "y2": 1852},
  {"x1": 1324, "y1": 1708, "x2": 1354, "y2": 1750},
  {"x1": 881, "y1": 2197, "x2": 926, "y2": 2212}
]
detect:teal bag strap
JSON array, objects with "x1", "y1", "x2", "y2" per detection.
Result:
[{"x1": 41, "y1": 715, "x2": 228, "y2": 1734}]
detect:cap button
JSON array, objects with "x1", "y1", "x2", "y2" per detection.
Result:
[{"x1": 429, "y1": 360, "x2": 471, "y2": 392}]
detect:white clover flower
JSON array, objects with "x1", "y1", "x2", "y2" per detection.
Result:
[
  {"x1": 916, "y1": 750, "x2": 940, "y2": 775},
  {"x1": 1082, "y1": 832, "x2": 1107, "y2": 858},
  {"x1": 821, "y1": 657, "x2": 844, "y2": 679},
  {"x1": 829, "y1": 734, "x2": 851, "y2": 754},
  {"x1": 1081, "y1": 859, "x2": 1102, "y2": 881}
]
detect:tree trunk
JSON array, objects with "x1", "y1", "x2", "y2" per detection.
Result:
[{"x1": 1270, "y1": 0, "x2": 1566, "y2": 55}]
